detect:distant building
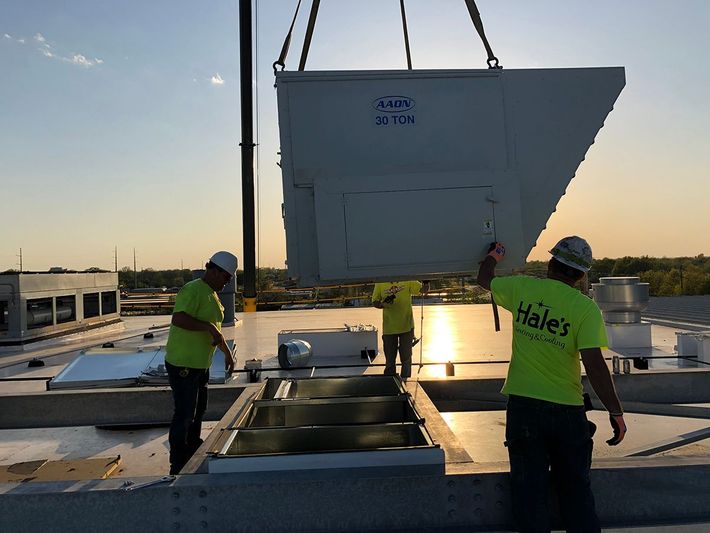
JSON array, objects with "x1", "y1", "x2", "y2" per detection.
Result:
[{"x1": 0, "y1": 271, "x2": 120, "y2": 347}]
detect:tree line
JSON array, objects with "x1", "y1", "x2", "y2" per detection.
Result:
[
  {"x1": 117, "y1": 255, "x2": 709, "y2": 297},
  {"x1": 117, "y1": 266, "x2": 287, "y2": 292},
  {"x1": 522, "y1": 255, "x2": 709, "y2": 296}
]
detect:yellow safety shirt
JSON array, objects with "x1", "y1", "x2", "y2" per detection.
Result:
[
  {"x1": 166, "y1": 279, "x2": 224, "y2": 369},
  {"x1": 372, "y1": 281, "x2": 422, "y2": 335},
  {"x1": 491, "y1": 276, "x2": 607, "y2": 406}
]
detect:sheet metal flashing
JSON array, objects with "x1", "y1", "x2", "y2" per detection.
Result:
[{"x1": 3, "y1": 460, "x2": 710, "y2": 532}]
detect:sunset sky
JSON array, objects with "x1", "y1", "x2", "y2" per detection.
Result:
[{"x1": 1, "y1": 0, "x2": 708, "y2": 272}]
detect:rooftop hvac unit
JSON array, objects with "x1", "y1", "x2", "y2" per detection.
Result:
[{"x1": 276, "y1": 68, "x2": 625, "y2": 286}]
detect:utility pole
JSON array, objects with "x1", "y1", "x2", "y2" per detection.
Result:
[
  {"x1": 114, "y1": 246, "x2": 118, "y2": 272},
  {"x1": 18, "y1": 248, "x2": 23, "y2": 272},
  {"x1": 133, "y1": 248, "x2": 137, "y2": 290},
  {"x1": 239, "y1": 0, "x2": 257, "y2": 312}
]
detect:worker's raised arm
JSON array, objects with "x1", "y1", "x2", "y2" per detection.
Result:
[
  {"x1": 581, "y1": 347, "x2": 627, "y2": 446},
  {"x1": 477, "y1": 242, "x2": 506, "y2": 290}
]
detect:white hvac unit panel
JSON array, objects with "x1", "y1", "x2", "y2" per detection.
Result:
[
  {"x1": 343, "y1": 187, "x2": 492, "y2": 268},
  {"x1": 277, "y1": 326, "x2": 378, "y2": 357},
  {"x1": 277, "y1": 68, "x2": 625, "y2": 286}
]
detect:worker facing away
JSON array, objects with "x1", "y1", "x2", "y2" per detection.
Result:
[
  {"x1": 372, "y1": 280, "x2": 429, "y2": 379},
  {"x1": 165, "y1": 251, "x2": 238, "y2": 475},
  {"x1": 478, "y1": 237, "x2": 626, "y2": 533}
]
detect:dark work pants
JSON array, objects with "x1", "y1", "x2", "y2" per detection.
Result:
[
  {"x1": 166, "y1": 361, "x2": 209, "y2": 475},
  {"x1": 382, "y1": 329, "x2": 414, "y2": 379},
  {"x1": 505, "y1": 395, "x2": 600, "y2": 533}
]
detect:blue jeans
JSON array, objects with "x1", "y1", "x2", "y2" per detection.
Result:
[
  {"x1": 505, "y1": 395, "x2": 599, "y2": 533},
  {"x1": 166, "y1": 361, "x2": 209, "y2": 474}
]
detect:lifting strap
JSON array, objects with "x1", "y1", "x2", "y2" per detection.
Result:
[
  {"x1": 399, "y1": 0, "x2": 413, "y2": 70},
  {"x1": 273, "y1": 0, "x2": 303, "y2": 74},
  {"x1": 273, "y1": 0, "x2": 320, "y2": 74},
  {"x1": 463, "y1": 0, "x2": 502, "y2": 69},
  {"x1": 298, "y1": 0, "x2": 321, "y2": 70},
  {"x1": 276, "y1": 1, "x2": 501, "y2": 73}
]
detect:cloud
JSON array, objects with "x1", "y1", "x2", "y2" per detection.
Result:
[
  {"x1": 5, "y1": 32, "x2": 106, "y2": 68},
  {"x1": 62, "y1": 54, "x2": 104, "y2": 68},
  {"x1": 210, "y1": 73, "x2": 225, "y2": 86},
  {"x1": 3, "y1": 33, "x2": 25, "y2": 44}
]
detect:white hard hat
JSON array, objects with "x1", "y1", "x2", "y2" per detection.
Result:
[
  {"x1": 209, "y1": 251, "x2": 238, "y2": 274},
  {"x1": 549, "y1": 236, "x2": 593, "y2": 273}
]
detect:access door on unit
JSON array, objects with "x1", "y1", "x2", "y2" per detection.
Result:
[{"x1": 313, "y1": 186, "x2": 502, "y2": 281}]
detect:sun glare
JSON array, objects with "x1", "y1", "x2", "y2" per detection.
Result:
[{"x1": 420, "y1": 306, "x2": 458, "y2": 377}]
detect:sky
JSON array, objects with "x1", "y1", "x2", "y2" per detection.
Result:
[{"x1": 1, "y1": 0, "x2": 709, "y2": 272}]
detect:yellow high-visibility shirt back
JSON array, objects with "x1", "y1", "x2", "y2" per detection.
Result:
[
  {"x1": 166, "y1": 279, "x2": 224, "y2": 369},
  {"x1": 491, "y1": 276, "x2": 608, "y2": 406},
  {"x1": 372, "y1": 281, "x2": 422, "y2": 335}
]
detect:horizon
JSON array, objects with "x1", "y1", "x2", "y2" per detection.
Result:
[
  {"x1": 1, "y1": 1, "x2": 709, "y2": 271},
  {"x1": 2, "y1": 252, "x2": 705, "y2": 275}
]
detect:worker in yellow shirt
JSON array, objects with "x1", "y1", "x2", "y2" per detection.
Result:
[
  {"x1": 372, "y1": 280, "x2": 429, "y2": 379},
  {"x1": 165, "y1": 251, "x2": 237, "y2": 475},
  {"x1": 478, "y1": 237, "x2": 626, "y2": 533}
]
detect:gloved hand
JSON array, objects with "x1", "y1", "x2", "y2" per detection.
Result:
[
  {"x1": 606, "y1": 414, "x2": 627, "y2": 446},
  {"x1": 487, "y1": 242, "x2": 506, "y2": 263},
  {"x1": 383, "y1": 294, "x2": 396, "y2": 305}
]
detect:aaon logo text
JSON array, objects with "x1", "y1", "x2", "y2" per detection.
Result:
[{"x1": 372, "y1": 95, "x2": 416, "y2": 113}]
